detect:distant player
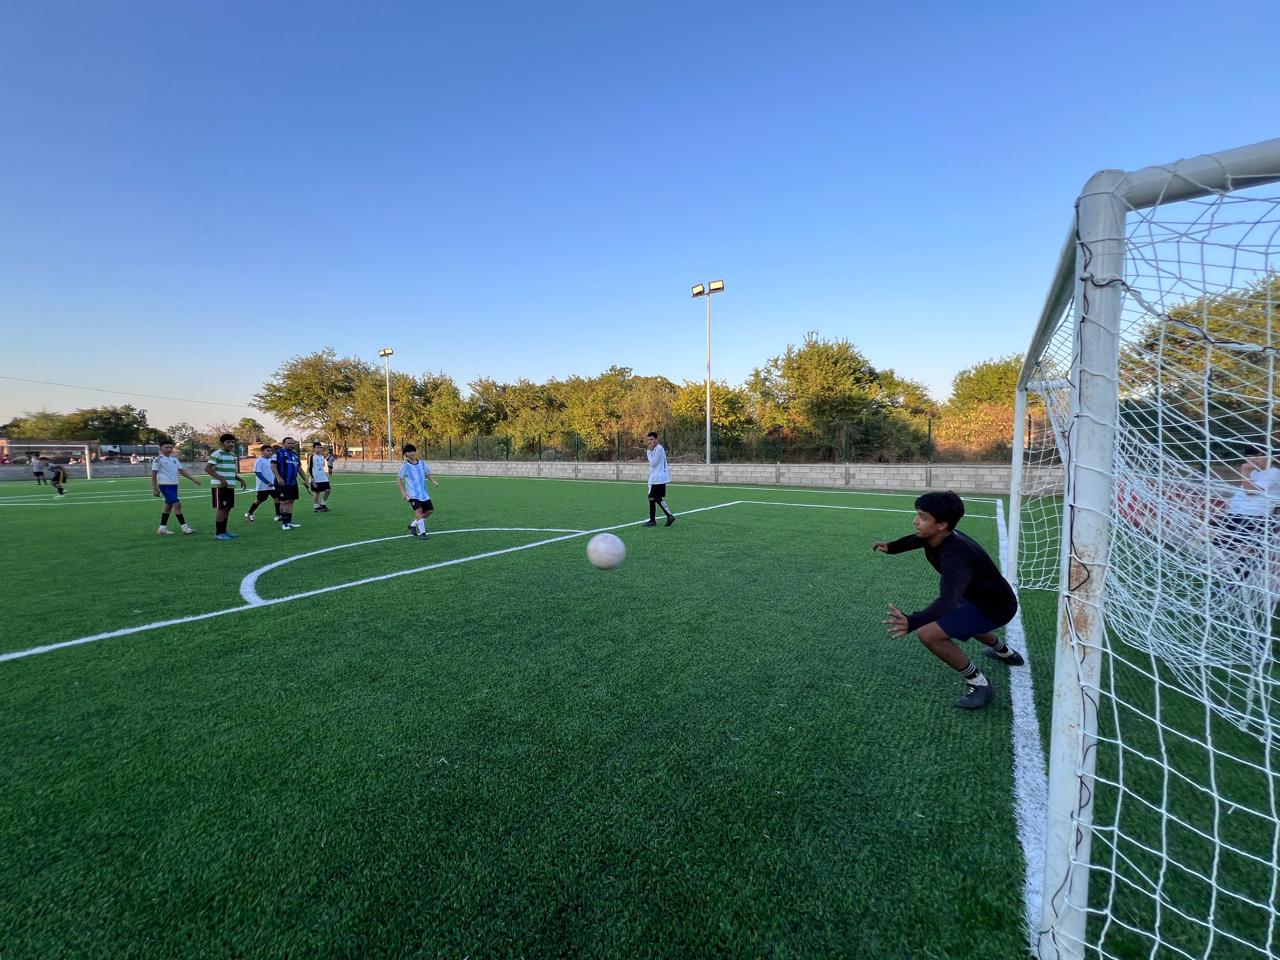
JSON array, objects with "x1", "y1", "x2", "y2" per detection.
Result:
[
  {"x1": 325, "y1": 446, "x2": 337, "y2": 477},
  {"x1": 307, "y1": 441, "x2": 332, "y2": 512},
  {"x1": 1214, "y1": 444, "x2": 1280, "y2": 587},
  {"x1": 873, "y1": 490, "x2": 1023, "y2": 711},
  {"x1": 244, "y1": 443, "x2": 281, "y2": 523},
  {"x1": 48, "y1": 461, "x2": 68, "y2": 497},
  {"x1": 272, "y1": 436, "x2": 304, "y2": 530},
  {"x1": 642, "y1": 431, "x2": 675, "y2": 527},
  {"x1": 397, "y1": 443, "x2": 439, "y2": 539},
  {"x1": 204, "y1": 433, "x2": 246, "y2": 541},
  {"x1": 31, "y1": 454, "x2": 46, "y2": 485},
  {"x1": 150, "y1": 441, "x2": 201, "y2": 535}
]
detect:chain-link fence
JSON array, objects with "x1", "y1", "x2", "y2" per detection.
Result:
[{"x1": 336, "y1": 410, "x2": 1018, "y2": 465}]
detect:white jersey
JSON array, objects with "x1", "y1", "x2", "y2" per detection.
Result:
[
  {"x1": 31, "y1": 460, "x2": 42, "y2": 474},
  {"x1": 398, "y1": 459, "x2": 432, "y2": 501},
  {"x1": 252, "y1": 456, "x2": 276, "y2": 492},
  {"x1": 646, "y1": 443, "x2": 670, "y2": 485},
  {"x1": 309, "y1": 453, "x2": 329, "y2": 483},
  {"x1": 1227, "y1": 466, "x2": 1280, "y2": 517},
  {"x1": 151, "y1": 455, "x2": 183, "y2": 486}
]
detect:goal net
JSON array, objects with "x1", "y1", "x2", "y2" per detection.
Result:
[{"x1": 1011, "y1": 140, "x2": 1280, "y2": 960}]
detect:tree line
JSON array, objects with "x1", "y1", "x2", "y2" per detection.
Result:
[
  {"x1": 0, "y1": 335, "x2": 1027, "y2": 462},
  {"x1": 250, "y1": 334, "x2": 1025, "y2": 462}
]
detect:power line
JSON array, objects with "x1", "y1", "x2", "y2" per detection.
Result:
[{"x1": 0, "y1": 375, "x2": 253, "y2": 409}]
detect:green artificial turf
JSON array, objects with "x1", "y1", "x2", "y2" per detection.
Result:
[{"x1": 3, "y1": 475, "x2": 1030, "y2": 958}]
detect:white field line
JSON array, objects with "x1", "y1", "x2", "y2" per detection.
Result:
[
  {"x1": 239, "y1": 527, "x2": 587, "y2": 605},
  {"x1": 0, "y1": 478, "x2": 399, "y2": 507},
  {"x1": 994, "y1": 498, "x2": 1049, "y2": 950},
  {"x1": 735, "y1": 499, "x2": 999, "y2": 520},
  {"x1": 425, "y1": 471, "x2": 1003, "y2": 504},
  {"x1": 0, "y1": 502, "x2": 743, "y2": 663}
]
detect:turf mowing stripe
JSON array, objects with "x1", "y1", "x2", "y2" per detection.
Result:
[
  {"x1": 0, "y1": 502, "x2": 743, "y2": 664},
  {"x1": 239, "y1": 527, "x2": 588, "y2": 605},
  {"x1": 995, "y1": 497, "x2": 1049, "y2": 949}
]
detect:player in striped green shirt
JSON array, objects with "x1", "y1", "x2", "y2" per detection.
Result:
[{"x1": 203, "y1": 433, "x2": 246, "y2": 540}]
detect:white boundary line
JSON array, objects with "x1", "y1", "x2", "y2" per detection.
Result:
[
  {"x1": 239, "y1": 527, "x2": 587, "y2": 605},
  {"x1": 0, "y1": 478, "x2": 400, "y2": 507},
  {"x1": 994, "y1": 498, "x2": 1049, "y2": 950}
]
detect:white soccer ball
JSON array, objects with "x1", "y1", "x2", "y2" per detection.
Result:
[{"x1": 586, "y1": 533, "x2": 626, "y2": 570}]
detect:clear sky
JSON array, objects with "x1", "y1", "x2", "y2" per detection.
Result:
[{"x1": 1, "y1": 0, "x2": 1276, "y2": 436}]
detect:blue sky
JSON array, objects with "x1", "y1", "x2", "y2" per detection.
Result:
[{"x1": 1, "y1": 0, "x2": 1277, "y2": 435}]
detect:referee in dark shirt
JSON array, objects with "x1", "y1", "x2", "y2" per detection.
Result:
[{"x1": 874, "y1": 490, "x2": 1024, "y2": 710}]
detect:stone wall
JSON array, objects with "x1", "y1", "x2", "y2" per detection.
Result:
[
  {"x1": 324, "y1": 459, "x2": 1053, "y2": 495},
  {"x1": 0, "y1": 458, "x2": 1059, "y2": 495}
]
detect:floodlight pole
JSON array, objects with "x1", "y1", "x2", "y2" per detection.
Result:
[
  {"x1": 705, "y1": 292, "x2": 712, "y2": 465},
  {"x1": 691, "y1": 281, "x2": 724, "y2": 465},
  {"x1": 378, "y1": 347, "x2": 394, "y2": 460}
]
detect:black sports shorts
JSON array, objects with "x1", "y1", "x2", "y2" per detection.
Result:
[
  {"x1": 648, "y1": 483, "x2": 667, "y2": 500},
  {"x1": 276, "y1": 483, "x2": 300, "y2": 502},
  {"x1": 211, "y1": 487, "x2": 235, "y2": 510},
  {"x1": 409, "y1": 498, "x2": 434, "y2": 514}
]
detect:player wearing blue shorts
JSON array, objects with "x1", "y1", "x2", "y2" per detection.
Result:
[
  {"x1": 151, "y1": 441, "x2": 202, "y2": 535},
  {"x1": 873, "y1": 490, "x2": 1024, "y2": 710}
]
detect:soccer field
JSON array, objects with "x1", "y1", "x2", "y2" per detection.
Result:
[{"x1": 1, "y1": 474, "x2": 1049, "y2": 958}]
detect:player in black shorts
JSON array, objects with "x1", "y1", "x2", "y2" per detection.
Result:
[
  {"x1": 49, "y1": 463, "x2": 68, "y2": 497},
  {"x1": 873, "y1": 490, "x2": 1024, "y2": 710}
]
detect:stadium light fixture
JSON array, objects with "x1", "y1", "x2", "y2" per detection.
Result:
[
  {"x1": 378, "y1": 348, "x2": 394, "y2": 459},
  {"x1": 690, "y1": 280, "x2": 725, "y2": 464}
]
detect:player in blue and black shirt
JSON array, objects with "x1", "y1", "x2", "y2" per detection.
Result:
[
  {"x1": 873, "y1": 490, "x2": 1024, "y2": 711},
  {"x1": 271, "y1": 436, "x2": 304, "y2": 530}
]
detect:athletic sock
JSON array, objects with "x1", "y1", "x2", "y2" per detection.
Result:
[
  {"x1": 958, "y1": 661, "x2": 989, "y2": 687},
  {"x1": 160, "y1": 512, "x2": 170, "y2": 527},
  {"x1": 992, "y1": 639, "x2": 1014, "y2": 657},
  {"x1": 176, "y1": 514, "x2": 186, "y2": 525},
  {"x1": 659, "y1": 499, "x2": 673, "y2": 518},
  {"x1": 415, "y1": 518, "x2": 426, "y2": 534},
  {"x1": 216, "y1": 520, "x2": 227, "y2": 535},
  {"x1": 649, "y1": 501, "x2": 657, "y2": 521}
]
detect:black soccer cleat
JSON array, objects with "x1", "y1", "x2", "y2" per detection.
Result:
[
  {"x1": 664, "y1": 515, "x2": 675, "y2": 527},
  {"x1": 984, "y1": 647, "x2": 1025, "y2": 666},
  {"x1": 641, "y1": 520, "x2": 657, "y2": 527},
  {"x1": 954, "y1": 683, "x2": 994, "y2": 710}
]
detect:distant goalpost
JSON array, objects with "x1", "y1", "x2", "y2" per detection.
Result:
[
  {"x1": 18, "y1": 443, "x2": 98, "y2": 480},
  {"x1": 1011, "y1": 139, "x2": 1280, "y2": 960}
]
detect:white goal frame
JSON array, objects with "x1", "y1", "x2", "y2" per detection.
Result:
[
  {"x1": 1011, "y1": 137, "x2": 1280, "y2": 960},
  {"x1": 14, "y1": 442, "x2": 98, "y2": 479}
]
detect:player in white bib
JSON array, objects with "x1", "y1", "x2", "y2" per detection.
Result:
[
  {"x1": 642, "y1": 431, "x2": 675, "y2": 527},
  {"x1": 307, "y1": 441, "x2": 332, "y2": 513},
  {"x1": 396, "y1": 443, "x2": 439, "y2": 539},
  {"x1": 150, "y1": 441, "x2": 202, "y2": 535}
]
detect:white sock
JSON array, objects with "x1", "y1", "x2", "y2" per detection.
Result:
[{"x1": 415, "y1": 519, "x2": 426, "y2": 534}]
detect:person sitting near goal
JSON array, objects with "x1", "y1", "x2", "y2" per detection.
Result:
[
  {"x1": 1214, "y1": 444, "x2": 1280, "y2": 590},
  {"x1": 873, "y1": 490, "x2": 1024, "y2": 711}
]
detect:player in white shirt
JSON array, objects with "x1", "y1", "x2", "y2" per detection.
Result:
[
  {"x1": 642, "y1": 431, "x2": 675, "y2": 527},
  {"x1": 307, "y1": 441, "x2": 332, "y2": 513},
  {"x1": 1216, "y1": 445, "x2": 1280, "y2": 587},
  {"x1": 150, "y1": 442, "x2": 202, "y2": 535},
  {"x1": 396, "y1": 443, "x2": 439, "y2": 539},
  {"x1": 244, "y1": 444, "x2": 282, "y2": 523}
]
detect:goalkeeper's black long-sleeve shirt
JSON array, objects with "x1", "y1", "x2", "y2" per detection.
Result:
[{"x1": 885, "y1": 530, "x2": 1018, "y2": 633}]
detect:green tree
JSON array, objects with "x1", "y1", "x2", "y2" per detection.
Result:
[
  {"x1": 62, "y1": 404, "x2": 153, "y2": 444},
  {"x1": 235, "y1": 418, "x2": 273, "y2": 444},
  {"x1": 671, "y1": 380, "x2": 753, "y2": 444},
  {"x1": 3, "y1": 411, "x2": 70, "y2": 439},
  {"x1": 254, "y1": 349, "x2": 374, "y2": 453},
  {"x1": 946, "y1": 355, "x2": 1024, "y2": 410},
  {"x1": 1120, "y1": 272, "x2": 1280, "y2": 456}
]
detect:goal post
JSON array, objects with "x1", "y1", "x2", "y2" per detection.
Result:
[
  {"x1": 17, "y1": 443, "x2": 97, "y2": 480},
  {"x1": 1012, "y1": 138, "x2": 1280, "y2": 960}
]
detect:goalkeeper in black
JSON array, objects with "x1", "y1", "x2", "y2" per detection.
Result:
[{"x1": 873, "y1": 490, "x2": 1023, "y2": 710}]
